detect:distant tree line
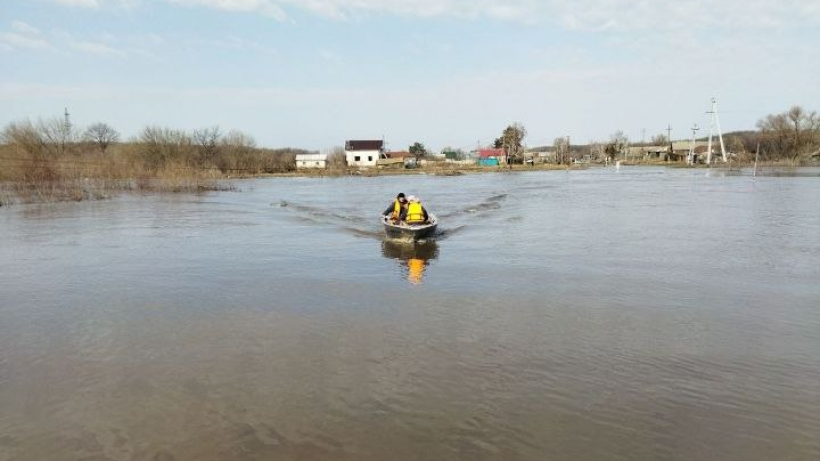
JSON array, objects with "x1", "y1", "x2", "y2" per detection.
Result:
[
  {"x1": 0, "y1": 118, "x2": 309, "y2": 184},
  {"x1": 755, "y1": 106, "x2": 820, "y2": 161}
]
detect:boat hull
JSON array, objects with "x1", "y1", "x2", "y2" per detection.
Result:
[{"x1": 382, "y1": 215, "x2": 438, "y2": 241}]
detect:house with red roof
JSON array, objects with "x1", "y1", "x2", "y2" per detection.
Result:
[{"x1": 477, "y1": 148, "x2": 507, "y2": 166}]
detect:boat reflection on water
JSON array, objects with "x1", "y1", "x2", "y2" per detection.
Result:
[{"x1": 381, "y1": 239, "x2": 439, "y2": 285}]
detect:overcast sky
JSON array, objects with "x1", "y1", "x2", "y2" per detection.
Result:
[{"x1": 1, "y1": 0, "x2": 819, "y2": 150}]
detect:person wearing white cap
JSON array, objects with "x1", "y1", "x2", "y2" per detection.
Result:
[{"x1": 402, "y1": 195, "x2": 429, "y2": 224}]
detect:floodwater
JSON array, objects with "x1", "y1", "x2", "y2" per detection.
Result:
[{"x1": 1, "y1": 167, "x2": 819, "y2": 461}]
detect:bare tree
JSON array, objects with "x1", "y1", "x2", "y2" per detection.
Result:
[
  {"x1": 727, "y1": 136, "x2": 745, "y2": 154},
  {"x1": 588, "y1": 140, "x2": 607, "y2": 162},
  {"x1": 2, "y1": 120, "x2": 43, "y2": 155},
  {"x1": 39, "y1": 118, "x2": 72, "y2": 155},
  {"x1": 2, "y1": 118, "x2": 72, "y2": 157},
  {"x1": 138, "y1": 126, "x2": 192, "y2": 168},
  {"x1": 327, "y1": 146, "x2": 347, "y2": 169},
  {"x1": 84, "y1": 122, "x2": 120, "y2": 154},
  {"x1": 553, "y1": 137, "x2": 570, "y2": 164},
  {"x1": 758, "y1": 105, "x2": 820, "y2": 161},
  {"x1": 1, "y1": 119, "x2": 64, "y2": 183},
  {"x1": 218, "y1": 129, "x2": 257, "y2": 172},
  {"x1": 193, "y1": 126, "x2": 221, "y2": 160},
  {"x1": 221, "y1": 129, "x2": 256, "y2": 149},
  {"x1": 650, "y1": 133, "x2": 669, "y2": 146},
  {"x1": 605, "y1": 131, "x2": 629, "y2": 160}
]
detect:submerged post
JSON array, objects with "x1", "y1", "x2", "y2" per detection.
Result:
[{"x1": 753, "y1": 143, "x2": 760, "y2": 179}]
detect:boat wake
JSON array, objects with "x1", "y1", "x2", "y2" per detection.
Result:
[
  {"x1": 437, "y1": 193, "x2": 508, "y2": 218},
  {"x1": 436, "y1": 225, "x2": 467, "y2": 239},
  {"x1": 275, "y1": 200, "x2": 472, "y2": 241},
  {"x1": 275, "y1": 200, "x2": 383, "y2": 239}
]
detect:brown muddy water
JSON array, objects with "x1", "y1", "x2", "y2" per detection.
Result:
[{"x1": 1, "y1": 167, "x2": 819, "y2": 461}]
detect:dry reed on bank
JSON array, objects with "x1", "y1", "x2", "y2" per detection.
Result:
[{"x1": 0, "y1": 121, "x2": 308, "y2": 204}]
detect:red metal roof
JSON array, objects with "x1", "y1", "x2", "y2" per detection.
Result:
[
  {"x1": 385, "y1": 151, "x2": 413, "y2": 159},
  {"x1": 478, "y1": 148, "x2": 506, "y2": 158}
]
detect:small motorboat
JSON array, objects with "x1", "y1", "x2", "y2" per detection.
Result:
[{"x1": 381, "y1": 214, "x2": 438, "y2": 241}]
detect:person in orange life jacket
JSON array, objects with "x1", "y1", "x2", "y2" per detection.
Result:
[
  {"x1": 401, "y1": 195, "x2": 429, "y2": 224},
  {"x1": 383, "y1": 193, "x2": 408, "y2": 222}
]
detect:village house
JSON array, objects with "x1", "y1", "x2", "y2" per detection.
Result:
[
  {"x1": 626, "y1": 141, "x2": 714, "y2": 163},
  {"x1": 345, "y1": 140, "x2": 385, "y2": 168},
  {"x1": 477, "y1": 148, "x2": 507, "y2": 166},
  {"x1": 672, "y1": 141, "x2": 713, "y2": 163},
  {"x1": 295, "y1": 153, "x2": 328, "y2": 169},
  {"x1": 523, "y1": 147, "x2": 561, "y2": 164},
  {"x1": 523, "y1": 150, "x2": 556, "y2": 164},
  {"x1": 627, "y1": 145, "x2": 669, "y2": 160}
]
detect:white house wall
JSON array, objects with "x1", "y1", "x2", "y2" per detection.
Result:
[
  {"x1": 345, "y1": 150, "x2": 381, "y2": 168},
  {"x1": 296, "y1": 161, "x2": 327, "y2": 169}
]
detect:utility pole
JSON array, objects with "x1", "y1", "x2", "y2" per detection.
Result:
[
  {"x1": 64, "y1": 107, "x2": 71, "y2": 131},
  {"x1": 706, "y1": 97, "x2": 727, "y2": 164},
  {"x1": 666, "y1": 124, "x2": 673, "y2": 161},
  {"x1": 688, "y1": 124, "x2": 700, "y2": 165},
  {"x1": 61, "y1": 107, "x2": 72, "y2": 155}
]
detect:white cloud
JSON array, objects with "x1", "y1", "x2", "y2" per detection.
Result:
[
  {"x1": 0, "y1": 32, "x2": 52, "y2": 51},
  {"x1": 39, "y1": 0, "x2": 820, "y2": 28},
  {"x1": 12, "y1": 21, "x2": 40, "y2": 35},
  {"x1": 49, "y1": 0, "x2": 100, "y2": 7},
  {"x1": 154, "y1": 0, "x2": 820, "y2": 29},
  {"x1": 0, "y1": 22, "x2": 135, "y2": 57},
  {"x1": 166, "y1": 0, "x2": 287, "y2": 20},
  {"x1": 46, "y1": 0, "x2": 143, "y2": 9},
  {"x1": 70, "y1": 40, "x2": 127, "y2": 57},
  {"x1": 1, "y1": 19, "x2": 53, "y2": 51}
]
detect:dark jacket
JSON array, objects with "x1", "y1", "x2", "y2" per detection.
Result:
[{"x1": 383, "y1": 201, "x2": 405, "y2": 217}]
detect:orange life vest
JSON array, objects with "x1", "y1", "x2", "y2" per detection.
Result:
[{"x1": 406, "y1": 202, "x2": 425, "y2": 224}]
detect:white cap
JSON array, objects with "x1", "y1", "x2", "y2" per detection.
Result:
[{"x1": 408, "y1": 195, "x2": 419, "y2": 203}]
